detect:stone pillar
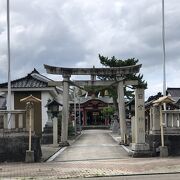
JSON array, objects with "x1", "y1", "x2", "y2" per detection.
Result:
[
  {"x1": 11, "y1": 115, "x2": 15, "y2": 129},
  {"x1": 131, "y1": 116, "x2": 135, "y2": 143},
  {"x1": 46, "y1": 110, "x2": 53, "y2": 127},
  {"x1": 18, "y1": 113, "x2": 23, "y2": 128},
  {"x1": 151, "y1": 106, "x2": 160, "y2": 133},
  {"x1": 149, "y1": 107, "x2": 153, "y2": 131},
  {"x1": 60, "y1": 75, "x2": 70, "y2": 146},
  {"x1": 3, "y1": 113, "x2": 8, "y2": 129},
  {"x1": 53, "y1": 117, "x2": 58, "y2": 145},
  {"x1": 131, "y1": 89, "x2": 149, "y2": 156},
  {"x1": 135, "y1": 89, "x2": 145, "y2": 144},
  {"x1": 117, "y1": 81, "x2": 126, "y2": 144}
]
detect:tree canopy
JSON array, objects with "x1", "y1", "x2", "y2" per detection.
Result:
[
  {"x1": 98, "y1": 54, "x2": 147, "y2": 90},
  {"x1": 98, "y1": 54, "x2": 147, "y2": 111}
]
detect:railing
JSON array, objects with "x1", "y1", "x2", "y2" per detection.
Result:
[
  {"x1": 162, "y1": 110, "x2": 180, "y2": 127},
  {"x1": 162, "y1": 110, "x2": 180, "y2": 135},
  {"x1": 0, "y1": 110, "x2": 26, "y2": 130}
]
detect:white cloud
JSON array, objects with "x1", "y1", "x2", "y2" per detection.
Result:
[{"x1": 0, "y1": 0, "x2": 180, "y2": 99}]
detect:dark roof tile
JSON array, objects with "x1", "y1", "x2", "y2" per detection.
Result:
[
  {"x1": 167, "y1": 88, "x2": 180, "y2": 98},
  {"x1": 0, "y1": 71, "x2": 48, "y2": 89}
]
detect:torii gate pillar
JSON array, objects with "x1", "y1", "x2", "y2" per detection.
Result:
[
  {"x1": 117, "y1": 80, "x2": 126, "y2": 144},
  {"x1": 59, "y1": 75, "x2": 70, "y2": 146}
]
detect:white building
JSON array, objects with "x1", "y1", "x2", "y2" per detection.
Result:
[{"x1": 0, "y1": 69, "x2": 63, "y2": 135}]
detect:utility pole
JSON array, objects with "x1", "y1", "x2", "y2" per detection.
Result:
[
  {"x1": 7, "y1": 0, "x2": 11, "y2": 128},
  {"x1": 162, "y1": 0, "x2": 166, "y2": 96}
]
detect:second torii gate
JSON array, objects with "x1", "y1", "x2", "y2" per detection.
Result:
[{"x1": 44, "y1": 64, "x2": 148, "y2": 152}]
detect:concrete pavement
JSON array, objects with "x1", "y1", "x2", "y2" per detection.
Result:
[
  {"x1": 53, "y1": 129, "x2": 129, "y2": 162},
  {"x1": 0, "y1": 129, "x2": 180, "y2": 179}
]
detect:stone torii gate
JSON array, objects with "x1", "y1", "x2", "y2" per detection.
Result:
[{"x1": 44, "y1": 64, "x2": 148, "y2": 153}]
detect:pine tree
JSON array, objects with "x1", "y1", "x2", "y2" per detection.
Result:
[{"x1": 98, "y1": 54, "x2": 147, "y2": 111}]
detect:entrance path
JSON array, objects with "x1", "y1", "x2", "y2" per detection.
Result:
[
  {"x1": 1, "y1": 130, "x2": 180, "y2": 179},
  {"x1": 53, "y1": 129, "x2": 128, "y2": 162}
]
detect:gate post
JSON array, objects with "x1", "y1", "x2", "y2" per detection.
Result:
[
  {"x1": 131, "y1": 88, "x2": 150, "y2": 156},
  {"x1": 117, "y1": 80, "x2": 126, "y2": 144},
  {"x1": 60, "y1": 75, "x2": 70, "y2": 146}
]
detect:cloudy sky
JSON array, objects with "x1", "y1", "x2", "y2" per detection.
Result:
[{"x1": 0, "y1": 0, "x2": 180, "y2": 99}]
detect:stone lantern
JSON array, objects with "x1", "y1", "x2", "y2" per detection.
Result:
[
  {"x1": 44, "y1": 99, "x2": 62, "y2": 145},
  {"x1": 46, "y1": 99, "x2": 61, "y2": 118}
]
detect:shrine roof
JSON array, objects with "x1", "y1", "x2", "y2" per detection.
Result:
[{"x1": 70, "y1": 96, "x2": 113, "y2": 105}]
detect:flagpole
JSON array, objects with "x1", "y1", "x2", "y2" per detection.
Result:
[
  {"x1": 162, "y1": 0, "x2": 166, "y2": 96},
  {"x1": 162, "y1": 0, "x2": 167, "y2": 148},
  {"x1": 7, "y1": 0, "x2": 11, "y2": 128}
]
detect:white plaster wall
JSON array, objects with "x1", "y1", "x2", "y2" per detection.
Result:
[{"x1": 41, "y1": 92, "x2": 53, "y2": 131}]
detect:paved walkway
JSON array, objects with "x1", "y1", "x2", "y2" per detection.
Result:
[
  {"x1": 53, "y1": 129, "x2": 128, "y2": 162},
  {"x1": 0, "y1": 130, "x2": 180, "y2": 179}
]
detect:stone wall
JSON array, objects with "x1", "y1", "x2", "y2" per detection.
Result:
[
  {"x1": 0, "y1": 131, "x2": 41, "y2": 162},
  {"x1": 146, "y1": 134, "x2": 180, "y2": 156}
]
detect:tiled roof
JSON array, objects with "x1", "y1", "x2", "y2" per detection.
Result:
[
  {"x1": 70, "y1": 96, "x2": 113, "y2": 105},
  {"x1": 167, "y1": 88, "x2": 180, "y2": 97},
  {"x1": 0, "y1": 69, "x2": 48, "y2": 88},
  {"x1": 167, "y1": 88, "x2": 180, "y2": 102}
]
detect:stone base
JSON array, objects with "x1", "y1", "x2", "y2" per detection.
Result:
[
  {"x1": 25, "y1": 150, "x2": 34, "y2": 163},
  {"x1": 59, "y1": 141, "x2": 70, "y2": 147},
  {"x1": 131, "y1": 143, "x2": 151, "y2": 157},
  {"x1": 131, "y1": 143, "x2": 150, "y2": 151},
  {"x1": 160, "y1": 146, "x2": 168, "y2": 157}
]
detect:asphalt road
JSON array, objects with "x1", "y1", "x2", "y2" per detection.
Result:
[
  {"x1": 53, "y1": 129, "x2": 129, "y2": 162},
  {"x1": 71, "y1": 173, "x2": 180, "y2": 180}
]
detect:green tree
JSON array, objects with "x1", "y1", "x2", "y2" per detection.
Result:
[
  {"x1": 101, "y1": 106, "x2": 115, "y2": 117},
  {"x1": 98, "y1": 54, "x2": 147, "y2": 111}
]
